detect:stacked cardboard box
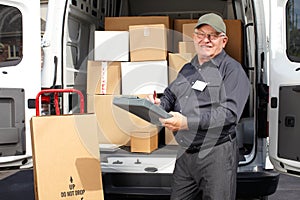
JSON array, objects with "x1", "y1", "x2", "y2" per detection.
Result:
[
  {"x1": 88, "y1": 16, "x2": 173, "y2": 153},
  {"x1": 129, "y1": 24, "x2": 168, "y2": 62},
  {"x1": 90, "y1": 16, "x2": 244, "y2": 149},
  {"x1": 94, "y1": 31, "x2": 129, "y2": 61}
]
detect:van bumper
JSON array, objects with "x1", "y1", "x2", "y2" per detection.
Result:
[
  {"x1": 102, "y1": 169, "x2": 280, "y2": 199},
  {"x1": 237, "y1": 170, "x2": 280, "y2": 198}
]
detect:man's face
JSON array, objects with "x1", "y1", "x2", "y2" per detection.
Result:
[{"x1": 193, "y1": 24, "x2": 228, "y2": 60}]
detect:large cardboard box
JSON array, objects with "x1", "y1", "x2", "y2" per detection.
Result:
[
  {"x1": 173, "y1": 19, "x2": 198, "y2": 34},
  {"x1": 173, "y1": 19, "x2": 198, "y2": 52},
  {"x1": 94, "y1": 31, "x2": 129, "y2": 61},
  {"x1": 165, "y1": 128, "x2": 178, "y2": 145},
  {"x1": 168, "y1": 53, "x2": 193, "y2": 83},
  {"x1": 130, "y1": 130, "x2": 158, "y2": 153},
  {"x1": 121, "y1": 60, "x2": 168, "y2": 95},
  {"x1": 30, "y1": 114, "x2": 104, "y2": 200},
  {"x1": 178, "y1": 41, "x2": 196, "y2": 55},
  {"x1": 182, "y1": 23, "x2": 196, "y2": 42},
  {"x1": 223, "y1": 20, "x2": 243, "y2": 64},
  {"x1": 181, "y1": 20, "x2": 244, "y2": 63},
  {"x1": 129, "y1": 24, "x2": 167, "y2": 61},
  {"x1": 105, "y1": 16, "x2": 171, "y2": 31},
  {"x1": 87, "y1": 60, "x2": 121, "y2": 95},
  {"x1": 87, "y1": 94, "x2": 158, "y2": 145}
]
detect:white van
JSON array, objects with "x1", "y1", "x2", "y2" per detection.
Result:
[{"x1": 0, "y1": 0, "x2": 298, "y2": 199}]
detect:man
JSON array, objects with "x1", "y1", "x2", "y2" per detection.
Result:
[{"x1": 148, "y1": 13, "x2": 250, "y2": 199}]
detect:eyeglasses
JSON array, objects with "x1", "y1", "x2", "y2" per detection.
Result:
[{"x1": 194, "y1": 31, "x2": 225, "y2": 41}]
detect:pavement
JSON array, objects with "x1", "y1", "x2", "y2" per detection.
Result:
[
  {"x1": 0, "y1": 168, "x2": 300, "y2": 199},
  {"x1": 268, "y1": 173, "x2": 300, "y2": 200}
]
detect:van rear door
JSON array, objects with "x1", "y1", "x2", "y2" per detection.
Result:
[
  {"x1": 42, "y1": 0, "x2": 100, "y2": 113},
  {"x1": 268, "y1": 0, "x2": 300, "y2": 175},
  {"x1": 0, "y1": 0, "x2": 41, "y2": 166}
]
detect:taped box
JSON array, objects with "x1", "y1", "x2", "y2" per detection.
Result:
[
  {"x1": 130, "y1": 130, "x2": 158, "y2": 153},
  {"x1": 129, "y1": 24, "x2": 167, "y2": 62},
  {"x1": 87, "y1": 94, "x2": 158, "y2": 146},
  {"x1": 87, "y1": 60, "x2": 121, "y2": 95},
  {"x1": 30, "y1": 114, "x2": 104, "y2": 200}
]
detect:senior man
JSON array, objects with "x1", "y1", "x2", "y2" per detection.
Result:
[{"x1": 149, "y1": 13, "x2": 250, "y2": 200}]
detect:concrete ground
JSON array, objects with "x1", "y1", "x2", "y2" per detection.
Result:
[{"x1": 0, "y1": 169, "x2": 300, "y2": 199}]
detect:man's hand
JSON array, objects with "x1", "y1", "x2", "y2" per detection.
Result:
[
  {"x1": 159, "y1": 112, "x2": 189, "y2": 132},
  {"x1": 146, "y1": 94, "x2": 161, "y2": 105}
]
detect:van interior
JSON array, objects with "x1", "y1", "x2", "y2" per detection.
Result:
[{"x1": 64, "y1": 0, "x2": 257, "y2": 163}]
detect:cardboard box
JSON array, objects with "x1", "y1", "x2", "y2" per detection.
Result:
[
  {"x1": 30, "y1": 114, "x2": 104, "y2": 200},
  {"x1": 172, "y1": 19, "x2": 198, "y2": 52},
  {"x1": 168, "y1": 53, "x2": 193, "y2": 83},
  {"x1": 129, "y1": 24, "x2": 168, "y2": 61},
  {"x1": 173, "y1": 19, "x2": 198, "y2": 34},
  {"x1": 87, "y1": 94, "x2": 158, "y2": 145},
  {"x1": 105, "y1": 16, "x2": 171, "y2": 31},
  {"x1": 178, "y1": 41, "x2": 196, "y2": 55},
  {"x1": 130, "y1": 130, "x2": 158, "y2": 153},
  {"x1": 94, "y1": 31, "x2": 129, "y2": 61},
  {"x1": 87, "y1": 60, "x2": 121, "y2": 95},
  {"x1": 181, "y1": 20, "x2": 244, "y2": 63},
  {"x1": 165, "y1": 128, "x2": 178, "y2": 145},
  {"x1": 121, "y1": 60, "x2": 168, "y2": 95},
  {"x1": 182, "y1": 23, "x2": 196, "y2": 42},
  {"x1": 223, "y1": 20, "x2": 243, "y2": 64}
]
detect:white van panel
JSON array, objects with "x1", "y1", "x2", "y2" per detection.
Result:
[
  {"x1": 0, "y1": 0, "x2": 41, "y2": 166},
  {"x1": 268, "y1": 0, "x2": 300, "y2": 175}
]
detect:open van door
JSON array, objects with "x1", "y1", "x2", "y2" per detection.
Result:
[
  {"x1": 42, "y1": 0, "x2": 100, "y2": 114},
  {"x1": 0, "y1": 0, "x2": 41, "y2": 167},
  {"x1": 268, "y1": 0, "x2": 300, "y2": 175}
]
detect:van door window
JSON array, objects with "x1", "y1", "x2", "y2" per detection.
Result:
[
  {"x1": 0, "y1": 5, "x2": 22, "y2": 67},
  {"x1": 286, "y1": 0, "x2": 300, "y2": 62}
]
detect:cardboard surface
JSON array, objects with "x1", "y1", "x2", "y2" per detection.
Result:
[
  {"x1": 87, "y1": 94, "x2": 158, "y2": 145},
  {"x1": 87, "y1": 60, "x2": 121, "y2": 95},
  {"x1": 94, "y1": 31, "x2": 129, "y2": 61},
  {"x1": 121, "y1": 60, "x2": 168, "y2": 95},
  {"x1": 129, "y1": 24, "x2": 167, "y2": 61},
  {"x1": 182, "y1": 23, "x2": 197, "y2": 42},
  {"x1": 173, "y1": 19, "x2": 198, "y2": 34},
  {"x1": 105, "y1": 16, "x2": 170, "y2": 31},
  {"x1": 168, "y1": 53, "x2": 193, "y2": 83},
  {"x1": 165, "y1": 128, "x2": 178, "y2": 145},
  {"x1": 178, "y1": 41, "x2": 196, "y2": 55},
  {"x1": 30, "y1": 114, "x2": 104, "y2": 200},
  {"x1": 130, "y1": 130, "x2": 158, "y2": 153},
  {"x1": 223, "y1": 20, "x2": 244, "y2": 64},
  {"x1": 173, "y1": 19, "x2": 198, "y2": 52}
]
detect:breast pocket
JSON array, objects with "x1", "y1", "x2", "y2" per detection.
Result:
[
  {"x1": 205, "y1": 82, "x2": 221, "y2": 104},
  {"x1": 172, "y1": 81, "x2": 192, "y2": 98}
]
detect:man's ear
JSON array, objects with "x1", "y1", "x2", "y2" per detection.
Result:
[{"x1": 222, "y1": 36, "x2": 228, "y2": 48}]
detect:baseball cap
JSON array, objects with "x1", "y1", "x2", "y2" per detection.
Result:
[{"x1": 194, "y1": 13, "x2": 226, "y2": 34}]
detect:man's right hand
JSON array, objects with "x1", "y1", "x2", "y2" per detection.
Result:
[{"x1": 146, "y1": 94, "x2": 161, "y2": 105}]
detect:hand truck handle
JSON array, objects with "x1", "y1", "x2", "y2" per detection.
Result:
[{"x1": 35, "y1": 89, "x2": 84, "y2": 116}]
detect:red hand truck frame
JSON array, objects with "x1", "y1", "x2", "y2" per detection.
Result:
[{"x1": 35, "y1": 88, "x2": 84, "y2": 116}]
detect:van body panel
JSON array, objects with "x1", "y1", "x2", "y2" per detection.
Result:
[
  {"x1": 268, "y1": 0, "x2": 300, "y2": 175},
  {"x1": 0, "y1": 0, "x2": 40, "y2": 166}
]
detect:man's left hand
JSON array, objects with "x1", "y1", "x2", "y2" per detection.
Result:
[{"x1": 159, "y1": 112, "x2": 189, "y2": 132}]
